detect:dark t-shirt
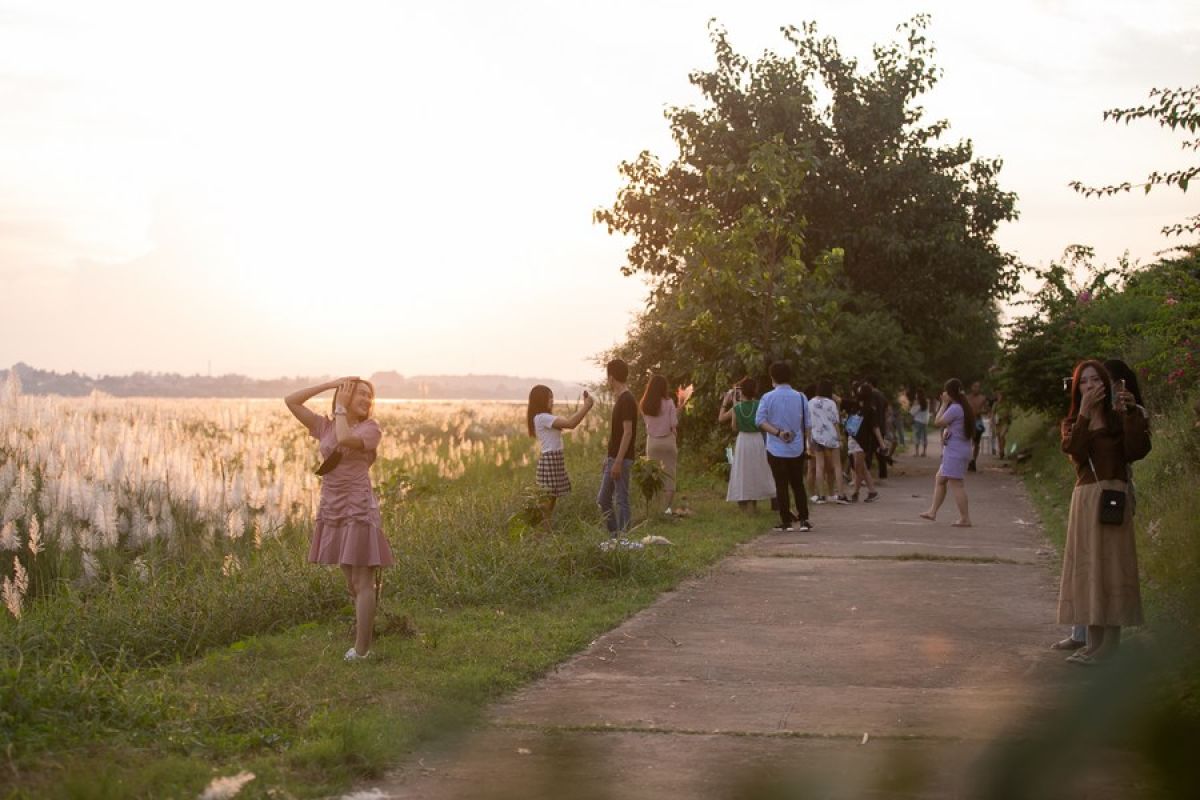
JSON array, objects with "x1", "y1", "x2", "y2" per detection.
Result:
[
  {"x1": 607, "y1": 390, "x2": 638, "y2": 459},
  {"x1": 851, "y1": 401, "x2": 878, "y2": 450}
]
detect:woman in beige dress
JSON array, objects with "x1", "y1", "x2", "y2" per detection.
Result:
[{"x1": 1056, "y1": 360, "x2": 1151, "y2": 665}]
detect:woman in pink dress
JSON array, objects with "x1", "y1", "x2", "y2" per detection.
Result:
[{"x1": 286, "y1": 377, "x2": 394, "y2": 661}]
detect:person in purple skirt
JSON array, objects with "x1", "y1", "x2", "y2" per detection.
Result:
[
  {"x1": 286, "y1": 377, "x2": 394, "y2": 661},
  {"x1": 920, "y1": 378, "x2": 975, "y2": 527}
]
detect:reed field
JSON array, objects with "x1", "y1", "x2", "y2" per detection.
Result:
[{"x1": 0, "y1": 382, "x2": 765, "y2": 798}]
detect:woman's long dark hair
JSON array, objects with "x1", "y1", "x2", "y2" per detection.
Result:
[
  {"x1": 944, "y1": 378, "x2": 974, "y2": 439},
  {"x1": 737, "y1": 377, "x2": 759, "y2": 401},
  {"x1": 526, "y1": 384, "x2": 553, "y2": 437},
  {"x1": 1103, "y1": 358, "x2": 1144, "y2": 407},
  {"x1": 914, "y1": 389, "x2": 927, "y2": 413},
  {"x1": 640, "y1": 374, "x2": 670, "y2": 417},
  {"x1": 1065, "y1": 360, "x2": 1119, "y2": 433}
]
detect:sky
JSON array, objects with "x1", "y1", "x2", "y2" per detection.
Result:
[{"x1": 1, "y1": 0, "x2": 1196, "y2": 382}]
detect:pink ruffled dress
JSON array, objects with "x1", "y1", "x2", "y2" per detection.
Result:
[{"x1": 307, "y1": 416, "x2": 394, "y2": 567}]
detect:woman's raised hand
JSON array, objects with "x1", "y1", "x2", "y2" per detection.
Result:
[
  {"x1": 1078, "y1": 383, "x2": 1105, "y2": 417},
  {"x1": 334, "y1": 377, "x2": 359, "y2": 409}
]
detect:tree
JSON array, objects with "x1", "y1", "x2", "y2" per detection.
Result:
[
  {"x1": 1069, "y1": 85, "x2": 1200, "y2": 238},
  {"x1": 596, "y1": 16, "x2": 1018, "y2": 403}
]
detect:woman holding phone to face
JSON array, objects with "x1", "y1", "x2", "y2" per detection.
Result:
[
  {"x1": 285, "y1": 377, "x2": 393, "y2": 661},
  {"x1": 1054, "y1": 360, "x2": 1150, "y2": 664}
]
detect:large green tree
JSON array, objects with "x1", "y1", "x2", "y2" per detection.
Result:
[{"x1": 596, "y1": 16, "x2": 1019, "y2": 399}]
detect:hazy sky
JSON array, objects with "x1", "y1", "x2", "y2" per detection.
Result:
[{"x1": 1, "y1": 0, "x2": 1196, "y2": 381}]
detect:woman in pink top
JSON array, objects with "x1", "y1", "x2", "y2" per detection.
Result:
[
  {"x1": 640, "y1": 374, "x2": 679, "y2": 515},
  {"x1": 285, "y1": 377, "x2": 393, "y2": 661}
]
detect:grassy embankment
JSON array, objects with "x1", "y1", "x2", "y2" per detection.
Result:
[{"x1": 1, "y1": 421, "x2": 766, "y2": 800}]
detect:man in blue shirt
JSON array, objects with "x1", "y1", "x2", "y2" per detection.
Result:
[{"x1": 755, "y1": 361, "x2": 813, "y2": 532}]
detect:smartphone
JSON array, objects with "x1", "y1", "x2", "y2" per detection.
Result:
[
  {"x1": 582, "y1": 390, "x2": 590, "y2": 401},
  {"x1": 1062, "y1": 377, "x2": 1072, "y2": 392},
  {"x1": 1112, "y1": 379, "x2": 1126, "y2": 409}
]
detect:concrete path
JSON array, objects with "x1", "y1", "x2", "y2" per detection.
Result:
[{"x1": 357, "y1": 451, "x2": 1137, "y2": 799}]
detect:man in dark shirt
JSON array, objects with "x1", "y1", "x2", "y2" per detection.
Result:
[
  {"x1": 862, "y1": 379, "x2": 892, "y2": 479},
  {"x1": 598, "y1": 358, "x2": 637, "y2": 537}
]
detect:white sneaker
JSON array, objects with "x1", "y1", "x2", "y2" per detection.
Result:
[{"x1": 344, "y1": 647, "x2": 370, "y2": 662}]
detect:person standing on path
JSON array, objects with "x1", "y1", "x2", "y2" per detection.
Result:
[
  {"x1": 845, "y1": 383, "x2": 885, "y2": 502},
  {"x1": 527, "y1": 384, "x2": 595, "y2": 529},
  {"x1": 597, "y1": 359, "x2": 637, "y2": 537},
  {"x1": 719, "y1": 377, "x2": 776, "y2": 512},
  {"x1": 911, "y1": 389, "x2": 931, "y2": 457},
  {"x1": 808, "y1": 378, "x2": 850, "y2": 504},
  {"x1": 641, "y1": 374, "x2": 679, "y2": 515},
  {"x1": 863, "y1": 379, "x2": 892, "y2": 479},
  {"x1": 285, "y1": 377, "x2": 393, "y2": 662},
  {"x1": 755, "y1": 362, "x2": 814, "y2": 532},
  {"x1": 920, "y1": 378, "x2": 974, "y2": 527},
  {"x1": 1055, "y1": 359, "x2": 1151, "y2": 664},
  {"x1": 966, "y1": 381, "x2": 990, "y2": 472}
]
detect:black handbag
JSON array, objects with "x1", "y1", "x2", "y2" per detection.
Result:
[{"x1": 1090, "y1": 459, "x2": 1127, "y2": 526}]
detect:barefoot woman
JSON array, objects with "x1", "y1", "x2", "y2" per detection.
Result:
[
  {"x1": 286, "y1": 377, "x2": 394, "y2": 661},
  {"x1": 920, "y1": 378, "x2": 974, "y2": 527}
]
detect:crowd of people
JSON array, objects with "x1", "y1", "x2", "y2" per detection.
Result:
[{"x1": 283, "y1": 356, "x2": 1150, "y2": 666}]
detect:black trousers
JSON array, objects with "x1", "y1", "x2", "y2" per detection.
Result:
[
  {"x1": 865, "y1": 442, "x2": 888, "y2": 479},
  {"x1": 767, "y1": 453, "x2": 809, "y2": 525}
]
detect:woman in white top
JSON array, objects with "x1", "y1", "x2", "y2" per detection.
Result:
[
  {"x1": 527, "y1": 384, "x2": 595, "y2": 527},
  {"x1": 718, "y1": 377, "x2": 776, "y2": 511},
  {"x1": 641, "y1": 374, "x2": 679, "y2": 515},
  {"x1": 809, "y1": 379, "x2": 850, "y2": 504}
]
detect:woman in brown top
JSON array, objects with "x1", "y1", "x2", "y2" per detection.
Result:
[{"x1": 1056, "y1": 360, "x2": 1151, "y2": 665}]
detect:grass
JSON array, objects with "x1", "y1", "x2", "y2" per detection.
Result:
[{"x1": 1, "y1": 430, "x2": 770, "y2": 799}]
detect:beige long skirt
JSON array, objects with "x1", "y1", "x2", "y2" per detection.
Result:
[
  {"x1": 1056, "y1": 479, "x2": 1143, "y2": 627},
  {"x1": 646, "y1": 433, "x2": 678, "y2": 492}
]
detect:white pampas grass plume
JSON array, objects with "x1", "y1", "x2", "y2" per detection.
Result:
[
  {"x1": 197, "y1": 771, "x2": 255, "y2": 800},
  {"x1": 80, "y1": 550, "x2": 99, "y2": 583},
  {"x1": 2, "y1": 556, "x2": 28, "y2": 619},
  {"x1": 0, "y1": 521, "x2": 18, "y2": 551},
  {"x1": 226, "y1": 508, "x2": 245, "y2": 541},
  {"x1": 221, "y1": 553, "x2": 241, "y2": 577},
  {"x1": 27, "y1": 515, "x2": 42, "y2": 556}
]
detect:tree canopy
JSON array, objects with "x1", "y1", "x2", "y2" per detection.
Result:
[{"x1": 596, "y1": 16, "x2": 1019, "y2": 404}]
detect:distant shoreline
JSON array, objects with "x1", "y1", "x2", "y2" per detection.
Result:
[{"x1": 1, "y1": 362, "x2": 590, "y2": 402}]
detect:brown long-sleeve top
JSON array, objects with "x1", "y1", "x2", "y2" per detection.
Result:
[{"x1": 1061, "y1": 409, "x2": 1152, "y2": 487}]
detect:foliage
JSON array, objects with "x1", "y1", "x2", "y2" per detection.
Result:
[
  {"x1": 595, "y1": 15, "x2": 1018, "y2": 409},
  {"x1": 1069, "y1": 84, "x2": 1200, "y2": 238},
  {"x1": 1001, "y1": 246, "x2": 1200, "y2": 414},
  {"x1": 631, "y1": 455, "x2": 667, "y2": 513},
  {"x1": 0, "y1": 396, "x2": 778, "y2": 798}
]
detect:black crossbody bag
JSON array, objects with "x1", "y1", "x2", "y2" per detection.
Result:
[{"x1": 1089, "y1": 459, "x2": 1127, "y2": 526}]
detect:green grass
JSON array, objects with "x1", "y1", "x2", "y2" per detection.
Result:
[{"x1": 1, "y1": 433, "x2": 769, "y2": 799}]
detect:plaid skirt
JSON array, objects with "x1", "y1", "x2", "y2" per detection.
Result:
[{"x1": 536, "y1": 449, "x2": 572, "y2": 496}]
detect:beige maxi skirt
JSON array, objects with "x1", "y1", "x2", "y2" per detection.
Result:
[
  {"x1": 1056, "y1": 479, "x2": 1143, "y2": 627},
  {"x1": 646, "y1": 433, "x2": 678, "y2": 492}
]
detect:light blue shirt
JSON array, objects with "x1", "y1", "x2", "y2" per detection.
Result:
[{"x1": 755, "y1": 384, "x2": 810, "y2": 458}]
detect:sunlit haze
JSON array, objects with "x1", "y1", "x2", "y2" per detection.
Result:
[{"x1": 1, "y1": 0, "x2": 1196, "y2": 381}]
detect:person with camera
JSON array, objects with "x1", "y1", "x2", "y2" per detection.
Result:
[
  {"x1": 285, "y1": 377, "x2": 393, "y2": 662},
  {"x1": 719, "y1": 377, "x2": 775, "y2": 512},
  {"x1": 755, "y1": 362, "x2": 814, "y2": 532},
  {"x1": 1055, "y1": 360, "x2": 1151, "y2": 665}
]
